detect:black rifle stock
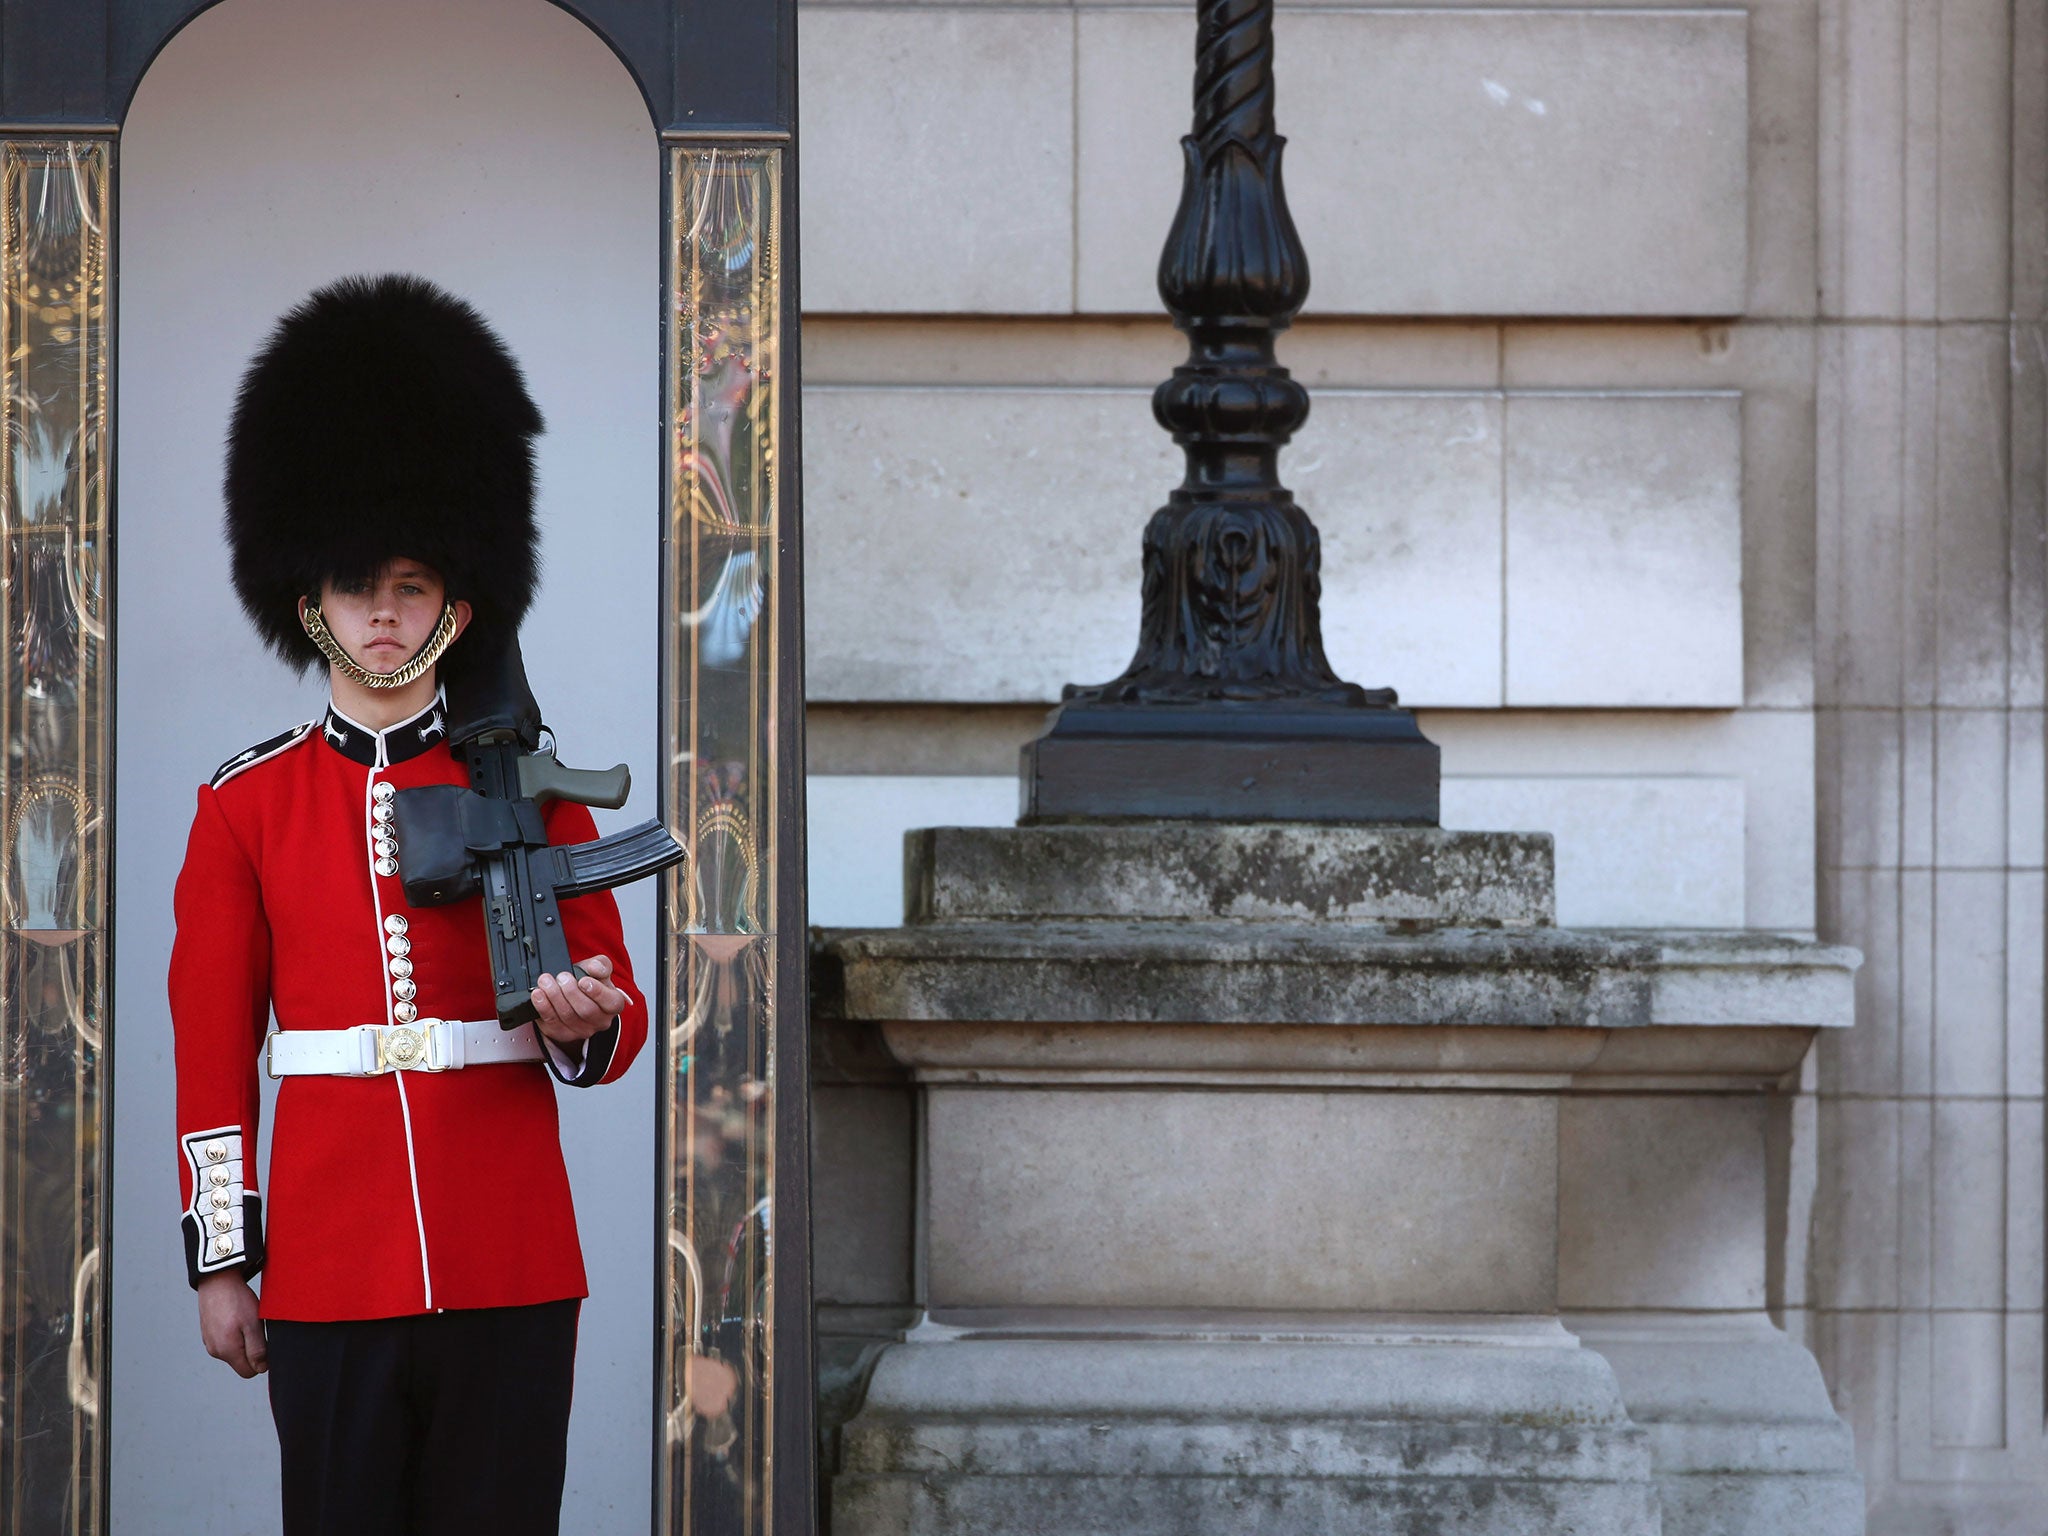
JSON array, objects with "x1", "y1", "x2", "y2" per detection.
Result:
[{"x1": 391, "y1": 638, "x2": 686, "y2": 1029}]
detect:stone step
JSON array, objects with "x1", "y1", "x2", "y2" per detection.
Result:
[{"x1": 906, "y1": 823, "x2": 1555, "y2": 927}]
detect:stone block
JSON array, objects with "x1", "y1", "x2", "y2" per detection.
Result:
[
  {"x1": 2014, "y1": 328, "x2": 2048, "y2": 706},
  {"x1": 906, "y1": 824, "x2": 1555, "y2": 927},
  {"x1": 1504, "y1": 394, "x2": 1744, "y2": 706},
  {"x1": 1895, "y1": 1310, "x2": 2043, "y2": 1485},
  {"x1": 1928, "y1": 1312, "x2": 2006, "y2": 1448},
  {"x1": 1816, "y1": 325, "x2": 1907, "y2": 705},
  {"x1": 2008, "y1": 1098, "x2": 2044, "y2": 1311},
  {"x1": 1930, "y1": 1098, "x2": 2006, "y2": 1310},
  {"x1": 1559, "y1": 1098, "x2": 1766, "y2": 1311},
  {"x1": 799, "y1": 8, "x2": 1073, "y2": 313},
  {"x1": 803, "y1": 384, "x2": 1165, "y2": 700},
  {"x1": 1075, "y1": 7, "x2": 1748, "y2": 315},
  {"x1": 1898, "y1": 1098, "x2": 1933, "y2": 1308},
  {"x1": 1901, "y1": 708, "x2": 1936, "y2": 866},
  {"x1": 1443, "y1": 776, "x2": 1744, "y2": 928},
  {"x1": 1820, "y1": 0, "x2": 2012, "y2": 321},
  {"x1": 1812, "y1": 1096, "x2": 1900, "y2": 1310},
  {"x1": 801, "y1": 385, "x2": 1503, "y2": 705},
  {"x1": 923, "y1": 1087, "x2": 1557, "y2": 1312},
  {"x1": 1818, "y1": 0, "x2": 1910, "y2": 317},
  {"x1": 2009, "y1": 872, "x2": 2045, "y2": 1096},
  {"x1": 836, "y1": 1328, "x2": 1661, "y2": 1536},
  {"x1": 1932, "y1": 327, "x2": 2015, "y2": 705},
  {"x1": 1932, "y1": 869, "x2": 2007, "y2": 1096},
  {"x1": 813, "y1": 1084, "x2": 916, "y2": 1308},
  {"x1": 1822, "y1": 708, "x2": 1902, "y2": 870},
  {"x1": 1933, "y1": 709, "x2": 2008, "y2": 867},
  {"x1": 1819, "y1": 867, "x2": 1902, "y2": 1096},
  {"x1": 1933, "y1": 0, "x2": 2015, "y2": 321},
  {"x1": 820, "y1": 922, "x2": 1856, "y2": 1038},
  {"x1": 1898, "y1": 869, "x2": 1935, "y2": 1094},
  {"x1": 2009, "y1": 710, "x2": 2045, "y2": 867},
  {"x1": 1570, "y1": 1312, "x2": 1864, "y2": 1536},
  {"x1": 1300, "y1": 393, "x2": 1504, "y2": 704},
  {"x1": 806, "y1": 767, "x2": 1754, "y2": 932},
  {"x1": 1902, "y1": 328, "x2": 1943, "y2": 705},
  {"x1": 804, "y1": 384, "x2": 1757, "y2": 711}
]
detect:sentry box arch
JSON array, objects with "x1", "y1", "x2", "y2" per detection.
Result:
[{"x1": 0, "y1": 3, "x2": 810, "y2": 1532}]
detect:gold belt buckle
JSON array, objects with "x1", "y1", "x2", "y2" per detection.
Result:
[{"x1": 375, "y1": 1021, "x2": 438, "y2": 1073}]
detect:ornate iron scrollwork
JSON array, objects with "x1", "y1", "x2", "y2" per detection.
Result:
[{"x1": 1024, "y1": 0, "x2": 1436, "y2": 822}]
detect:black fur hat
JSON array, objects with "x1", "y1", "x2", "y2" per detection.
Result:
[{"x1": 224, "y1": 273, "x2": 543, "y2": 673}]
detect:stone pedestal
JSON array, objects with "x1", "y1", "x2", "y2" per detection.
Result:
[{"x1": 812, "y1": 825, "x2": 1864, "y2": 1535}]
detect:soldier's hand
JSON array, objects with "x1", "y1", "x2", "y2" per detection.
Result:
[
  {"x1": 197, "y1": 1271, "x2": 267, "y2": 1377},
  {"x1": 532, "y1": 953, "x2": 630, "y2": 1045}
]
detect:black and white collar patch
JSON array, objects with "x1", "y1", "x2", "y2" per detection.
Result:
[{"x1": 320, "y1": 693, "x2": 450, "y2": 768}]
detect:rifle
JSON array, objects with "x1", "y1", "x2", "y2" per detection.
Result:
[{"x1": 392, "y1": 638, "x2": 687, "y2": 1028}]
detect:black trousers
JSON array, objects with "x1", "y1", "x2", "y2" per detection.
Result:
[{"x1": 267, "y1": 1299, "x2": 580, "y2": 1536}]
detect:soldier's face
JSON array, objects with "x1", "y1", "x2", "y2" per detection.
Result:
[{"x1": 313, "y1": 560, "x2": 462, "y2": 674}]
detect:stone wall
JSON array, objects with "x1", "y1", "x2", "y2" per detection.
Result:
[{"x1": 794, "y1": 3, "x2": 2047, "y2": 1529}]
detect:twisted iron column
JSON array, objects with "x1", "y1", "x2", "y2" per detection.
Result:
[{"x1": 1021, "y1": 0, "x2": 1438, "y2": 822}]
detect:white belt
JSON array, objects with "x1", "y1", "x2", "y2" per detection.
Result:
[{"x1": 265, "y1": 1020, "x2": 544, "y2": 1078}]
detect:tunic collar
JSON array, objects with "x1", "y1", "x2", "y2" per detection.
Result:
[{"x1": 319, "y1": 691, "x2": 450, "y2": 767}]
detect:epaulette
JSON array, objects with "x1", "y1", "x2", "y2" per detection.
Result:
[{"x1": 210, "y1": 721, "x2": 315, "y2": 789}]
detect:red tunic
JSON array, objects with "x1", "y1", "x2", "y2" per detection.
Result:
[{"x1": 169, "y1": 697, "x2": 648, "y2": 1322}]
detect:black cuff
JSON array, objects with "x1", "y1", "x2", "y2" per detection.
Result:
[
  {"x1": 182, "y1": 1193, "x2": 265, "y2": 1289},
  {"x1": 545, "y1": 1017, "x2": 620, "y2": 1088}
]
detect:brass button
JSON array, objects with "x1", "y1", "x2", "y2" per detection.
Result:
[
  {"x1": 384, "y1": 914, "x2": 409, "y2": 936},
  {"x1": 393, "y1": 1001, "x2": 419, "y2": 1025},
  {"x1": 204, "y1": 1141, "x2": 228, "y2": 1163},
  {"x1": 389, "y1": 956, "x2": 414, "y2": 979},
  {"x1": 392, "y1": 979, "x2": 417, "y2": 1002},
  {"x1": 386, "y1": 936, "x2": 412, "y2": 957},
  {"x1": 371, "y1": 803, "x2": 395, "y2": 824},
  {"x1": 374, "y1": 857, "x2": 399, "y2": 878},
  {"x1": 374, "y1": 838, "x2": 399, "y2": 860},
  {"x1": 208, "y1": 1168, "x2": 230, "y2": 1188},
  {"x1": 372, "y1": 781, "x2": 396, "y2": 804},
  {"x1": 211, "y1": 1212, "x2": 233, "y2": 1234},
  {"x1": 209, "y1": 1190, "x2": 231, "y2": 1210},
  {"x1": 211, "y1": 1237, "x2": 234, "y2": 1258}
]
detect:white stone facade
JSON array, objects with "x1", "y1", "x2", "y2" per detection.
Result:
[{"x1": 796, "y1": 2, "x2": 2048, "y2": 1528}]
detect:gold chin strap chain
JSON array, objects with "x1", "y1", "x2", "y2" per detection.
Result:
[{"x1": 300, "y1": 601, "x2": 460, "y2": 689}]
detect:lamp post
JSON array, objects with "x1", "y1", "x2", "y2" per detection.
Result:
[{"x1": 1021, "y1": 0, "x2": 1438, "y2": 823}]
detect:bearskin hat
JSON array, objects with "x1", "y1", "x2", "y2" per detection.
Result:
[{"x1": 224, "y1": 273, "x2": 543, "y2": 674}]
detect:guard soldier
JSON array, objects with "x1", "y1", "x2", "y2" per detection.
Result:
[{"x1": 170, "y1": 274, "x2": 645, "y2": 1536}]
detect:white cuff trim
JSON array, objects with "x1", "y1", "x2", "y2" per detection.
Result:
[{"x1": 183, "y1": 1126, "x2": 250, "y2": 1272}]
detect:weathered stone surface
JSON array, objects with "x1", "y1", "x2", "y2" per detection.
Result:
[
  {"x1": 1560, "y1": 1098, "x2": 1768, "y2": 1311},
  {"x1": 1505, "y1": 393, "x2": 1745, "y2": 706},
  {"x1": 815, "y1": 923, "x2": 1859, "y2": 1035},
  {"x1": 805, "y1": 764, "x2": 1764, "y2": 931},
  {"x1": 907, "y1": 823, "x2": 1555, "y2": 927},
  {"x1": 924, "y1": 1088, "x2": 1555, "y2": 1312},
  {"x1": 1570, "y1": 1313, "x2": 1864, "y2": 1536},
  {"x1": 1074, "y1": 7, "x2": 1749, "y2": 316},
  {"x1": 835, "y1": 1328, "x2": 1660, "y2": 1536},
  {"x1": 857, "y1": 1017, "x2": 1821, "y2": 1093}
]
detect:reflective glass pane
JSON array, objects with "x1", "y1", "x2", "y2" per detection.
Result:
[
  {"x1": 660, "y1": 143, "x2": 783, "y2": 1536},
  {"x1": 0, "y1": 137, "x2": 111, "y2": 1536}
]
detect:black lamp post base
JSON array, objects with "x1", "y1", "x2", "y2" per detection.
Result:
[{"x1": 1020, "y1": 703, "x2": 1440, "y2": 825}]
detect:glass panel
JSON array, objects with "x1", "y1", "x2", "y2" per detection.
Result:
[
  {"x1": 0, "y1": 138, "x2": 112, "y2": 1536},
  {"x1": 659, "y1": 143, "x2": 783, "y2": 1536}
]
